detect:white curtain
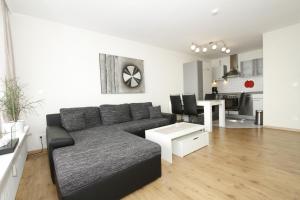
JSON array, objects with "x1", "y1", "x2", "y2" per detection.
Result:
[
  {"x1": 1, "y1": 0, "x2": 15, "y2": 79},
  {"x1": 0, "y1": 0, "x2": 16, "y2": 132}
]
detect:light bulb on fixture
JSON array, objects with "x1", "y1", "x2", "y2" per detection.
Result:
[
  {"x1": 195, "y1": 47, "x2": 200, "y2": 53},
  {"x1": 190, "y1": 44, "x2": 196, "y2": 51},
  {"x1": 221, "y1": 47, "x2": 226, "y2": 52},
  {"x1": 212, "y1": 44, "x2": 217, "y2": 50},
  {"x1": 202, "y1": 47, "x2": 208, "y2": 52},
  {"x1": 225, "y1": 49, "x2": 231, "y2": 54}
]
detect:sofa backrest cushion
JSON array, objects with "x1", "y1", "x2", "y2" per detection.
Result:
[
  {"x1": 129, "y1": 102, "x2": 153, "y2": 120},
  {"x1": 60, "y1": 107, "x2": 101, "y2": 130},
  {"x1": 149, "y1": 106, "x2": 163, "y2": 119},
  {"x1": 100, "y1": 104, "x2": 131, "y2": 125},
  {"x1": 60, "y1": 110, "x2": 86, "y2": 131}
]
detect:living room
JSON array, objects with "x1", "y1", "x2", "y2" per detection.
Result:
[{"x1": 0, "y1": 0, "x2": 300, "y2": 200}]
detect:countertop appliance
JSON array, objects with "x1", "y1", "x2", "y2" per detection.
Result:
[{"x1": 223, "y1": 95, "x2": 239, "y2": 112}]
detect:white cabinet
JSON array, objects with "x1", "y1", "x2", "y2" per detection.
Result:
[
  {"x1": 183, "y1": 60, "x2": 210, "y2": 100},
  {"x1": 0, "y1": 127, "x2": 29, "y2": 200},
  {"x1": 252, "y1": 94, "x2": 263, "y2": 116}
]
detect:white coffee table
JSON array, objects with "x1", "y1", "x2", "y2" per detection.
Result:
[{"x1": 145, "y1": 122, "x2": 208, "y2": 163}]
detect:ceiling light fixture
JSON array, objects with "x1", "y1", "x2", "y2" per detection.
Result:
[
  {"x1": 190, "y1": 41, "x2": 230, "y2": 54},
  {"x1": 190, "y1": 44, "x2": 196, "y2": 50}
]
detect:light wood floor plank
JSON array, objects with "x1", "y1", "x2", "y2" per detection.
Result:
[{"x1": 16, "y1": 128, "x2": 300, "y2": 200}]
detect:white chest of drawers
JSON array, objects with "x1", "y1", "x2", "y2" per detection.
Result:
[{"x1": 0, "y1": 126, "x2": 29, "y2": 200}]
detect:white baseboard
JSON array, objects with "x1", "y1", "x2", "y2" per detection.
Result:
[{"x1": 263, "y1": 125, "x2": 300, "y2": 133}]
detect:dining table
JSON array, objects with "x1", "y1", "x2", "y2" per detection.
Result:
[{"x1": 197, "y1": 100, "x2": 225, "y2": 132}]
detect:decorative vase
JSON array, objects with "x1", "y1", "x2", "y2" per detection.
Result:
[{"x1": 16, "y1": 120, "x2": 25, "y2": 133}]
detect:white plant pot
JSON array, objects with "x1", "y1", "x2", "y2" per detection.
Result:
[
  {"x1": 3, "y1": 121, "x2": 15, "y2": 133},
  {"x1": 16, "y1": 120, "x2": 25, "y2": 133}
]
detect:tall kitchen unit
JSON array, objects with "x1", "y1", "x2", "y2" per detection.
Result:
[{"x1": 183, "y1": 60, "x2": 211, "y2": 100}]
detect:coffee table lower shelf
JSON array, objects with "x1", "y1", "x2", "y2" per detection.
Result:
[{"x1": 145, "y1": 122, "x2": 209, "y2": 164}]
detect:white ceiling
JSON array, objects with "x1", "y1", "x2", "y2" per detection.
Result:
[{"x1": 7, "y1": 0, "x2": 300, "y2": 58}]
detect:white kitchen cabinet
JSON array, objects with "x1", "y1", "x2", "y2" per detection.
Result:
[
  {"x1": 183, "y1": 60, "x2": 212, "y2": 100},
  {"x1": 252, "y1": 94, "x2": 263, "y2": 116}
]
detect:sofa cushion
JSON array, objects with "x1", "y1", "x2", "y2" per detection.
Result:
[
  {"x1": 149, "y1": 106, "x2": 163, "y2": 119},
  {"x1": 129, "y1": 102, "x2": 152, "y2": 120},
  {"x1": 114, "y1": 117, "x2": 169, "y2": 133},
  {"x1": 53, "y1": 127, "x2": 160, "y2": 197},
  {"x1": 60, "y1": 107, "x2": 101, "y2": 129},
  {"x1": 60, "y1": 110, "x2": 86, "y2": 131},
  {"x1": 100, "y1": 104, "x2": 131, "y2": 125}
]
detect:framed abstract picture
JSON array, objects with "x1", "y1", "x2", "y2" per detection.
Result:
[{"x1": 99, "y1": 53, "x2": 145, "y2": 94}]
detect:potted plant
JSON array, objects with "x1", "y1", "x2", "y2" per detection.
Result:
[{"x1": 0, "y1": 78, "x2": 41, "y2": 134}]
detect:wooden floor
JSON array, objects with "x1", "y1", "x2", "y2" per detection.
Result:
[{"x1": 16, "y1": 128, "x2": 300, "y2": 200}]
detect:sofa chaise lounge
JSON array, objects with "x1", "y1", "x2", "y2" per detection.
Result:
[{"x1": 46, "y1": 102, "x2": 176, "y2": 200}]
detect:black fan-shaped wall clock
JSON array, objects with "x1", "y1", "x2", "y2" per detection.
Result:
[{"x1": 122, "y1": 65, "x2": 142, "y2": 88}]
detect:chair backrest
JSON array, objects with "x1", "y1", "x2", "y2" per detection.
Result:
[
  {"x1": 170, "y1": 95, "x2": 183, "y2": 114},
  {"x1": 205, "y1": 93, "x2": 217, "y2": 112},
  {"x1": 205, "y1": 93, "x2": 217, "y2": 100},
  {"x1": 182, "y1": 94, "x2": 198, "y2": 116},
  {"x1": 238, "y1": 93, "x2": 253, "y2": 115}
]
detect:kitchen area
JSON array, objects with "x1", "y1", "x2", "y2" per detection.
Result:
[{"x1": 183, "y1": 49, "x2": 263, "y2": 128}]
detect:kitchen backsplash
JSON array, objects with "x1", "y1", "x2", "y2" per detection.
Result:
[{"x1": 215, "y1": 76, "x2": 263, "y2": 93}]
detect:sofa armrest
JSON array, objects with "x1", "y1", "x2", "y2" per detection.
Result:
[
  {"x1": 46, "y1": 126, "x2": 74, "y2": 183},
  {"x1": 161, "y1": 113, "x2": 176, "y2": 124},
  {"x1": 46, "y1": 126, "x2": 74, "y2": 149}
]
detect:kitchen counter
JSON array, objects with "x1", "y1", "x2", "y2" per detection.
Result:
[{"x1": 218, "y1": 91, "x2": 263, "y2": 95}]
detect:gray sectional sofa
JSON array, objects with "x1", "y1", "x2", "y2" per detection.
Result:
[{"x1": 46, "y1": 102, "x2": 176, "y2": 200}]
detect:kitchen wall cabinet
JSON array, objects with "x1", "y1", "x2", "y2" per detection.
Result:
[{"x1": 240, "y1": 58, "x2": 263, "y2": 77}]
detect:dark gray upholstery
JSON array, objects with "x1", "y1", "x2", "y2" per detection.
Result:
[
  {"x1": 114, "y1": 117, "x2": 169, "y2": 133},
  {"x1": 60, "y1": 107, "x2": 101, "y2": 129},
  {"x1": 60, "y1": 110, "x2": 86, "y2": 131},
  {"x1": 149, "y1": 106, "x2": 162, "y2": 119},
  {"x1": 99, "y1": 104, "x2": 118, "y2": 125},
  {"x1": 46, "y1": 126, "x2": 74, "y2": 182},
  {"x1": 46, "y1": 102, "x2": 176, "y2": 199},
  {"x1": 100, "y1": 104, "x2": 131, "y2": 125},
  {"x1": 129, "y1": 102, "x2": 152, "y2": 120},
  {"x1": 53, "y1": 127, "x2": 160, "y2": 197}
]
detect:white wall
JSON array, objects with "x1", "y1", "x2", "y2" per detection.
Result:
[
  {"x1": 263, "y1": 23, "x2": 300, "y2": 130},
  {"x1": 0, "y1": 2, "x2": 6, "y2": 133},
  {"x1": 202, "y1": 60, "x2": 213, "y2": 96},
  {"x1": 10, "y1": 14, "x2": 200, "y2": 151},
  {"x1": 211, "y1": 49, "x2": 263, "y2": 93}
]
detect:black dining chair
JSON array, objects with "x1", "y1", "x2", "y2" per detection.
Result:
[
  {"x1": 182, "y1": 94, "x2": 204, "y2": 124},
  {"x1": 170, "y1": 95, "x2": 184, "y2": 121}
]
